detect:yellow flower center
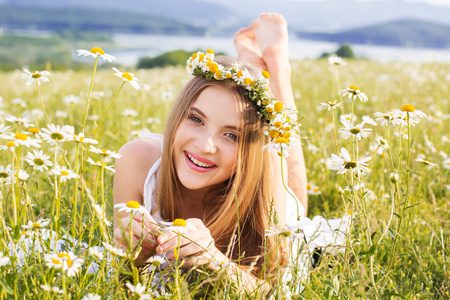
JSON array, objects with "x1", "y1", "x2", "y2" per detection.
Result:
[
  {"x1": 198, "y1": 54, "x2": 205, "y2": 61},
  {"x1": 32, "y1": 223, "x2": 41, "y2": 227},
  {"x1": 74, "y1": 135, "x2": 84, "y2": 142},
  {"x1": 401, "y1": 104, "x2": 415, "y2": 112},
  {"x1": 29, "y1": 128, "x2": 39, "y2": 134},
  {"x1": 90, "y1": 47, "x2": 105, "y2": 55},
  {"x1": 14, "y1": 133, "x2": 28, "y2": 140},
  {"x1": 269, "y1": 130, "x2": 279, "y2": 139},
  {"x1": 262, "y1": 100, "x2": 269, "y2": 106},
  {"x1": 6, "y1": 141, "x2": 15, "y2": 147},
  {"x1": 244, "y1": 78, "x2": 252, "y2": 85},
  {"x1": 237, "y1": 70, "x2": 243, "y2": 78},
  {"x1": 281, "y1": 231, "x2": 292, "y2": 237},
  {"x1": 313, "y1": 188, "x2": 319, "y2": 192},
  {"x1": 126, "y1": 200, "x2": 140, "y2": 209},
  {"x1": 52, "y1": 258, "x2": 61, "y2": 265},
  {"x1": 344, "y1": 160, "x2": 357, "y2": 169},
  {"x1": 274, "y1": 122, "x2": 282, "y2": 128},
  {"x1": 60, "y1": 171, "x2": 69, "y2": 176},
  {"x1": 350, "y1": 128, "x2": 361, "y2": 134},
  {"x1": 32, "y1": 73, "x2": 42, "y2": 79},
  {"x1": 57, "y1": 253, "x2": 70, "y2": 259},
  {"x1": 266, "y1": 107, "x2": 274, "y2": 113},
  {"x1": 225, "y1": 73, "x2": 232, "y2": 78},
  {"x1": 349, "y1": 85, "x2": 359, "y2": 91},
  {"x1": 209, "y1": 63, "x2": 219, "y2": 73},
  {"x1": 206, "y1": 49, "x2": 214, "y2": 54},
  {"x1": 173, "y1": 218, "x2": 187, "y2": 227},
  {"x1": 152, "y1": 260, "x2": 161, "y2": 266},
  {"x1": 122, "y1": 72, "x2": 133, "y2": 81},
  {"x1": 191, "y1": 53, "x2": 198, "y2": 60},
  {"x1": 50, "y1": 132, "x2": 64, "y2": 140},
  {"x1": 34, "y1": 158, "x2": 44, "y2": 166},
  {"x1": 67, "y1": 260, "x2": 73, "y2": 267},
  {"x1": 262, "y1": 71, "x2": 270, "y2": 79},
  {"x1": 215, "y1": 70, "x2": 222, "y2": 78},
  {"x1": 306, "y1": 184, "x2": 311, "y2": 189},
  {"x1": 0, "y1": 172, "x2": 8, "y2": 178},
  {"x1": 100, "y1": 148, "x2": 109, "y2": 154},
  {"x1": 274, "y1": 102, "x2": 284, "y2": 113},
  {"x1": 275, "y1": 137, "x2": 290, "y2": 144},
  {"x1": 347, "y1": 210, "x2": 352, "y2": 215},
  {"x1": 96, "y1": 161, "x2": 107, "y2": 167}
]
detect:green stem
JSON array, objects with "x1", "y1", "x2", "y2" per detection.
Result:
[
  {"x1": 35, "y1": 79, "x2": 52, "y2": 124},
  {"x1": 82, "y1": 56, "x2": 99, "y2": 133}
]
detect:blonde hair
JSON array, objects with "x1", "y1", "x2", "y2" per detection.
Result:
[{"x1": 156, "y1": 57, "x2": 287, "y2": 276}]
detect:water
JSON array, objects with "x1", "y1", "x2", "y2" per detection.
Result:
[{"x1": 112, "y1": 33, "x2": 450, "y2": 66}]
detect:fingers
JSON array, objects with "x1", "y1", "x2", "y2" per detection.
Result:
[{"x1": 166, "y1": 238, "x2": 214, "y2": 260}]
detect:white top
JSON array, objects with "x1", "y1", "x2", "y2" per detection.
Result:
[{"x1": 140, "y1": 133, "x2": 305, "y2": 224}]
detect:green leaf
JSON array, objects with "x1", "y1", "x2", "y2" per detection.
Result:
[{"x1": 0, "y1": 278, "x2": 13, "y2": 295}]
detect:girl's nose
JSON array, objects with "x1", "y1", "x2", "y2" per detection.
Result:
[{"x1": 196, "y1": 135, "x2": 217, "y2": 154}]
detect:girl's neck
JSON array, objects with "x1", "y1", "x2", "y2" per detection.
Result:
[{"x1": 178, "y1": 185, "x2": 208, "y2": 219}]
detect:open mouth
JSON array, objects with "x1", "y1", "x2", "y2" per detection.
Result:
[{"x1": 186, "y1": 152, "x2": 216, "y2": 168}]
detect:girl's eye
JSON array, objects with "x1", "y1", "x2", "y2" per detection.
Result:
[
  {"x1": 188, "y1": 115, "x2": 203, "y2": 124},
  {"x1": 225, "y1": 132, "x2": 238, "y2": 142}
]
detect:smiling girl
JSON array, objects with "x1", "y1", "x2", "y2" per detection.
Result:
[{"x1": 113, "y1": 13, "x2": 308, "y2": 294}]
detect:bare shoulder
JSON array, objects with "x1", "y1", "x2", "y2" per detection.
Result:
[{"x1": 118, "y1": 138, "x2": 162, "y2": 169}]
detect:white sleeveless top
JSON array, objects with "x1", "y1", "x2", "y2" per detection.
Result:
[{"x1": 140, "y1": 133, "x2": 305, "y2": 224}]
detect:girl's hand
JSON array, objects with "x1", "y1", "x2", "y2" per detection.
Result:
[
  {"x1": 113, "y1": 209, "x2": 161, "y2": 265},
  {"x1": 155, "y1": 218, "x2": 226, "y2": 268}
]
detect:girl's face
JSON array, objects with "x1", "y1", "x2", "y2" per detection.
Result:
[{"x1": 173, "y1": 86, "x2": 241, "y2": 192}]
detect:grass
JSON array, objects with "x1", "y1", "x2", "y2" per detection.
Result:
[{"x1": 0, "y1": 54, "x2": 449, "y2": 299}]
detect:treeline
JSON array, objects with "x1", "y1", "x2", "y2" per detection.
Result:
[{"x1": 0, "y1": 5, "x2": 206, "y2": 36}]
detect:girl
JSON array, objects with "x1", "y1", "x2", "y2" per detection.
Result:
[{"x1": 113, "y1": 13, "x2": 308, "y2": 294}]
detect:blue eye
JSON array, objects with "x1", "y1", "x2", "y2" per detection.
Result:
[{"x1": 188, "y1": 115, "x2": 203, "y2": 124}]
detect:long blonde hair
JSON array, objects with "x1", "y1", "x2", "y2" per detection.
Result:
[{"x1": 156, "y1": 57, "x2": 287, "y2": 276}]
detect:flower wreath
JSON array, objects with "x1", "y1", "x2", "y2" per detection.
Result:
[{"x1": 186, "y1": 49, "x2": 300, "y2": 156}]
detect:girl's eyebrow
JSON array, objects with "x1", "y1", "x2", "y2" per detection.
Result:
[{"x1": 190, "y1": 107, "x2": 240, "y2": 132}]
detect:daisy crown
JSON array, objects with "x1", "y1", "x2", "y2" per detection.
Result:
[{"x1": 186, "y1": 49, "x2": 299, "y2": 154}]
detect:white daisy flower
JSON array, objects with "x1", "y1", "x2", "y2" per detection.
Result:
[
  {"x1": 88, "y1": 246, "x2": 104, "y2": 260},
  {"x1": 0, "y1": 123, "x2": 12, "y2": 139},
  {"x1": 339, "y1": 121, "x2": 372, "y2": 140},
  {"x1": 0, "y1": 165, "x2": 12, "y2": 184},
  {"x1": 67, "y1": 132, "x2": 98, "y2": 144},
  {"x1": 10, "y1": 132, "x2": 41, "y2": 148},
  {"x1": 159, "y1": 218, "x2": 197, "y2": 234},
  {"x1": 40, "y1": 124, "x2": 70, "y2": 144},
  {"x1": 122, "y1": 108, "x2": 139, "y2": 117},
  {"x1": 0, "y1": 141, "x2": 16, "y2": 152},
  {"x1": 0, "y1": 252, "x2": 11, "y2": 266},
  {"x1": 443, "y1": 158, "x2": 450, "y2": 169},
  {"x1": 339, "y1": 113, "x2": 357, "y2": 124},
  {"x1": 21, "y1": 69, "x2": 51, "y2": 86},
  {"x1": 338, "y1": 85, "x2": 368, "y2": 102},
  {"x1": 125, "y1": 282, "x2": 151, "y2": 300},
  {"x1": 113, "y1": 68, "x2": 140, "y2": 90},
  {"x1": 147, "y1": 255, "x2": 165, "y2": 269},
  {"x1": 326, "y1": 147, "x2": 371, "y2": 174},
  {"x1": 50, "y1": 164, "x2": 79, "y2": 182},
  {"x1": 265, "y1": 225, "x2": 304, "y2": 240},
  {"x1": 114, "y1": 200, "x2": 147, "y2": 215},
  {"x1": 389, "y1": 172, "x2": 400, "y2": 183},
  {"x1": 81, "y1": 294, "x2": 101, "y2": 300},
  {"x1": 213, "y1": 260, "x2": 236, "y2": 269},
  {"x1": 41, "y1": 285, "x2": 64, "y2": 294},
  {"x1": 25, "y1": 150, "x2": 53, "y2": 171},
  {"x1": 63, "y1": 95, "x2": 81, "y2": 105},
  {"x1": 14, "y1": 169, "x2": 29, "y2": 182},
  {"x1": 5, "y1": 115, "x2": 35, "y2": 128},
  {"x1": 328, "y1": 54, "x2": 347, "y2": 66},
  {"x1": 375, "y1": 135, "x2": 389, "y2": 149},
  {"x1": 307, "y1": 183, "x2": 322, "y2": 195},
  {"x1": 373, "y1": 112, "x2": 396, "y2": 127},
  {"x1": 102, "y1": 242, "x2": 127, "y2": 257},
  {"x1": 415, "y1": 157, "x2": 437, "y2": 166},
  {"x1": 89, "y1": 145, "x2": 122, "y2": 159},
  {"x1": 400, "y1": 104, "x2": 427, "y2": 119},
  {"x1": 320, "y1": 101, "x2": 343, "y2": 111},
  {"x1": 362, "y1": 115, "x2": 377, "y2": 126},
  {"x1": 77, "y1": 47, "x2": 116, "y2": 62},
  {"x1": 22, "y1": 218, "x2": 50, "y2": 229},
  {"x1": 87, "y1": 157, "x2": 115, "y2": 173}
]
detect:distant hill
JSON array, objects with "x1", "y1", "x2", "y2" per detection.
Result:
[
  {"x1": 0, "y1": 5, "x2": 206, "y2": 36},
  {"x1": 296, "y1": 19, "x2": 450, "y2": 49}
]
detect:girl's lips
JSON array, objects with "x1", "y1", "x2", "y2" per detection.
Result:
[{"x1": 184, "y1": 151, "x2": 217, "y2": 173}]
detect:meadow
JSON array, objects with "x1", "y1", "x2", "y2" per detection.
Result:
[{"x1": 0, "y1": 49, "x2": 449, "y2": 299}]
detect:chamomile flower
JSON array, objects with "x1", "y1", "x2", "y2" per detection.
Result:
[
  {"x1": 5, "y1": 115, "x2": 35, "y2": 128},
  {"x1": 0, "y1": 123, "x2": 12, "y2": 139},
  {"x1": 11, "y1": 132, "x2": 41, "y2": 148},
  {"x1": 22, "y1": 218, "x2": 50, "y2": 229},
  {"x1": 87, "y1": 157, "x2": 115, "y2": 173},
  {"x1": 375, "y1": 135, "x2": 389, "y2": 149},
  {"x1": 340, "y1": 113, "x2": 357, "y2": 124},
  {"x1": 21, "y1": 69, "x2": 51, "y2": 86},
  {"x1": 327, "y1": 147, "x2": 371, "y2": 174},
  {"x1": 265, "y1": 225, "x2": 304, "y2": 240},
  {"x1": 159, "y1": 219, "x2": 197, "y2": 234},
  {"x1": 0, "y1": 252, "x2": 10, "y2": 266},
  {"x1": 443, "y1": 158, "x2": 450, "y2": 169},
  {"x1": 148, "y1": 255, "x2": 165, "y2": 269},
  {"x1": 67, "y1": 132, "x2": 98, "y2": 144},
  {"x1": 40, "y1": 124, "x2": 70, "y2": 144},
  {"x1": 320, "y1": 100, "x2": 343, "y2": 111},
  {"x1": 0, "y1": 141, "x2": 16, "y2": 152},
  {"x1": 400, "y1": 104, "x2": 427, "y2": 119},
  {"x1": 122, "y1": 108, "x2": 139, "y2": 117},
  {"x1": 50, "y1": 164, "x2": 79, "y2": 182},
  {"x1": 307, "y1": 183, "x2": 322, "y2": 195},
  {"x1": 0, "y1": 165, "x2": 12, "y2": 184},
  {"x1": 89, "y1": 145, "x2": 122, "y2": 159},
  {"x1": 338, "y1": 85, "x2": 368, "y2": 102},
  {"x1": 390, "y1": 172, "x2": 400, "y2": 183},
  {"x1": 77, "y1": 47, "x2": 116, "y2": 62},
  {"x1": 25, "y1": 150, "x2": 53, "y2": 171},
  {"x1": 125, "y1": 282, "x2": 152, "y2": 299},
  {"x1": 102, "y1": 242, "x2": 127, "y2": 257},
  {"x1": 339, "y1": 121, "x2": 372, "y2": 140},
  {"x1": 114, "y1": 200, "x2": 147, "y2": 215},
  {"x1": 88, "y1": 246, "x2": 104, "y2": 260},
  {"x1": 415, "y1": 157, "x2": 437, "y2": 166},
  {"x1": 14, "y1": 169, "x2": 29, "y2": 181},
  {"x1": 373, "y1": 112, "x2": 396, "y2": 127},
  {"x1": 328, "y1": 54, "x2": 347, "y2": 66},
  {"x1": 41, "y1": 285, "x2": 64, "y2": 294},
  {"x1": 213, "y1": 260, "x2": 236, "y2": 269},
  {"x1": 362, "y1": 115, "x2": 377, "y2": 126},
  {"x1": 81, "y1": 294, "x2": 101, "y2": 300},
  {"x1": 45, "y1": 252, "x2": 84, "y2": 277},
  {"x1": 113, "y1": 68, "x2": 140, "y2": 90}
]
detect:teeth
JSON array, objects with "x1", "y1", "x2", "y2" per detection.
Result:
[{"x1": 187, "y1": 153, "x2": 214, "y2": 168}]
